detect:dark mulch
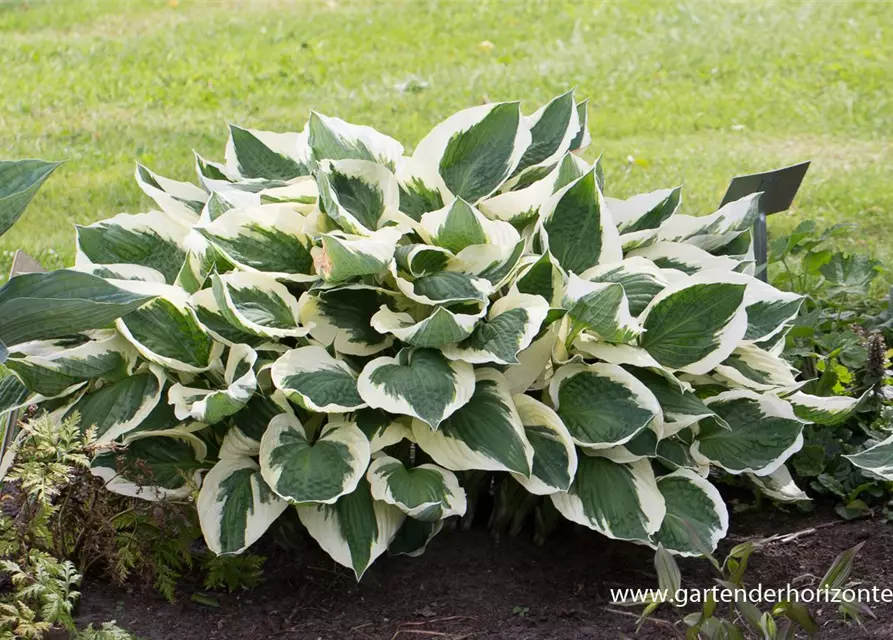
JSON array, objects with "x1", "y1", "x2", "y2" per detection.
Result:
[{"x1": 76, "y1": 506, "x2": 893, "y2": 639}]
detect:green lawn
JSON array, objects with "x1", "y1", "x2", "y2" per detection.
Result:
[{"x1": 1, "y1": 0, "x2": 891, "y2": 281}]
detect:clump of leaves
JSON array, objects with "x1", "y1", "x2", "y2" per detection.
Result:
[
  {"x1": 201, "y1": 553, "x2": 265, "y2": 592},
  {"x1": 76, "y1": 622, "x2": 136, "y2": 640},
  {"x1": 627, "y1": 534, "x2": 873, "y2": 638},
  {"x1": 0, "y1": 410, "x2": 235, "y2": 616},
  {"x1": 0, "y1": 90, "x2": 869, "y2": 580},
  {"x1": 0, "y1": 551, "x2": 80, "y2": 639},
  {"x1": 765, "y1": 220, "x2": 893, "y2": 519}
]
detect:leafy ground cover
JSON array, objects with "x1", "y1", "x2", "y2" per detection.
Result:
[{"x1": 1, "y1": 0, "x2": 891, "y2": 281}]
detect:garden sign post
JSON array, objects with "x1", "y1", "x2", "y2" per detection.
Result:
[{"x1": 720, "y1": 161, "x2": 810, "y2": 282}]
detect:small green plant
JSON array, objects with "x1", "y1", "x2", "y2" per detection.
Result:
[
  {"x1": 627, "y1": 535, "x2": 873, "y2": 638},
  {"x1": 201, "y1": 552, "x2": 266, "y2": 593},
  {"x1": 0, "y1": 551, "x2": 80, "y2": 639},
  {"x1": 765, "y1": 220, "x2": 893, "y2": 518},
  {"x1": 0, "y1": 409, "x2": 266, "y2": 618},
  {"x1": 76, "y1": 622, "x2": 137, "y2": 640}
]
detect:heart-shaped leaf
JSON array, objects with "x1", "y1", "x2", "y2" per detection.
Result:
[{"x1": 357, "y1": 348, "x2": 474, "y2": 429}]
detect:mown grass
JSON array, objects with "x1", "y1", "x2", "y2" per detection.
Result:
[{"x1": 1, "y1": 0, "x2": 891, "y2": 282}]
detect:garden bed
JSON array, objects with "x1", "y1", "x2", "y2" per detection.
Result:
[{"x1": 77, "y1": 507, "x2": 893, "y2": 640}]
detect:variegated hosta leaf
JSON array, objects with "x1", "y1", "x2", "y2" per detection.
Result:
[
  {"x1": 91, "y1": 432, "x2": 206, "y2": 501},
  {"x1": 538, "y1": 170, "x2": 622, "y2": 274},
  {"x1": 271, "y1": 346, "x2": 365, "y2": 413},
  {"x1": 357, "y1": 348, "x2": 474, "y2": 429},
  {"x1": 6, "y1": 331, "x2": 136, "y2": 398},
  {"x1": 299, "y1": 286, "x2": 394, "y2": 356},
  {"x1": 587, "y1": 434, "x2": 654, "y2": 465},
  {"x1": 748, "y1": 465, "x2": 810, "y2": 503},
  {"x1": 657, "y1": 193, "x2": 760, "y2": 252},
  {"x1": 571, "y1": 335, "x2": 664, "y2": 371},
  {"x1": 0, "y1": 375, "x2": 30, "y2": 418},
  {"x1": 755, "y1": 324, "x2": 791, "y2": 357},
  {"x1": 411, "y1": 368, "x2": 533, "y2": 476},
  {"x1": 511, "y1": 252, "x2": 566, "y2": 307},
  {"x1": 562, "y1": 274, "x2": 641, "y2": 343},
  {"x1": 219, "y1": 394, "x2": 292, "y2": 458},
  {"x1": 259, "y1": 179, "x2": 319, "y2": 209},
  {"x1": 844, "y1": 434, "x2": 893, "y2": 480},
  {"x1": 580, "y1": 257, "x2": 669, "y2": 317},
  {"x1": 555, "y1": 151, "x2": 593, "y2": 190},
  {"x1": 394, "y1": 156, "x2": 448, "y2": 221},
  {"x1": 0, "y1": 159, "x2": 59, "y2": 238},
  {"x1": 693, "y1": 390, "x2": 804, "y2": 476},
  {"x1": 371, "y1": 305, "x2": 483, "y2": 348},
  {"x1": 711, "y1": 247, "x2": 755, "y2": 275},
  {"x1": 76, "y1": 211, "x2": 189, "y2": 285},
  {"x1": 412, "y1": 102, "x2": 531, "y2": 203},
  {"x1": 354, "y1": 408, "x2": 413, "y2": 452},
  {"x1": 308, "y1": 111, "x2": 404, "y2": 169},
  {"x1": 389, "y1": 517, "x2": 443, "y2": 557},
  {"x1": 741, "y1": 278, "x2": 804, "y2": 342},
  {"x1": 194, "y1": 151, "x2": 238, "y2": 191},
  {"x1": 511, "y1": 394, "x2": 577, "y2": 494},
  {"x1": 441, "y1": 293, "x2": 548, "y2": 365},
  {"x1": 296, "y1": 478, "x2": 405, "y2": 580},
  {"x1": 134, "y1": 164, "x2": 206, "y2": 225},
  {"x1": 316, "y1": 158, "x2": 399, "y2": 235},
  {"x1": 551, "y1": 456, "x2": 666, "y2": 543},
  {"x1": 479, "y1": 153, "x2": 590, "y2": 226},
  {"x1": 393, "y1": 266, "x2": 492, "y2": 307},
  {"x1": 212, "y1": 272, "x2": 310, "y2": 339},
  {"x1": 197, "y1": 455, "x2": 287, "y2": 555},
  {"x1": 569, "y1": 99, "x2": 591, "y2": 152},
  {"x1": 225, "y1": 124, "x2": 311, "y2": 182},
  {"x1": 174, "y1": 231, "x2": 230, "y2": 295},
  {"x1": 367, "y1": 456, "x2": 466, "y2": 521},
  {"x1": 654, "y1": 436, "x2": 710, "y2": 475},
  {"x1": 313, "y1": 227, "x2": 403, "y2": 282},
  {"x1": 195, "y1": 203, "x2": 316, "y2": 281},
  {"x1": 638, "y1": 277, "x2": 747, "y2": 375},
  {"x1": 190, "y1": 288, "x2": 267, "y2": 348},
  {"x1": 651, "y1": 469, "x2": 728, "y2": 556},
  {"x1": 115, "y1": 282, "x2": 221, "y2": 373},
  {"x1": 259, "y1": 414, "x2": 370, "y2": 504},
  {"x1": 462, "y1": 239, "x2": 533, "y2": 291},
  {"x1": 628, "y1": 242, "x2": 742, "y2": 275},
  {"x1": 394, "y1": 244, "x2": 452, "y2": 278},
  {"x1": 77, "y1": 262, "x2": 167, "y2": 283},
  {"x1": 116, "y1": 393, "x2": 196, "y2": 441},
  {"x1": 626, "y1": 367, "x2": 725, "y2": 436},
  {"x1": 169, "y1": 344, "x2": 258, "y2": 424},
  {"x1": 478, "y1": 162, "x2": 559, "y2": 225},
  {"x1": 63, "y1": 365, "x2": 165, "y2": 444},
  {"x1": 787, "y1": 390, "x2": 863, "y2": 426},
  {"x1": 513, "y1": 89, "x2": 580, "y2": 178},
  {"x1": 200, "y1": 187, "x2": 260, "y2": 222},
  {"x1": 419, "y1": 197, "x2": 519, "y2": 255},
  {"x1": 713, "y1": 343, "x2": 799, "y2": 392},
  {"x1": 504, "y1": 324, "x2": 557, "y2": 394},
  {"x1": 454, "y1": 245, "x2": 528, "y2": 290},
  {"x1": 607, "y1": 186, "x2": 681, "y2": 235},
  {"x1": 550, "y1": 363, "x2": 662, "y2": 450}
]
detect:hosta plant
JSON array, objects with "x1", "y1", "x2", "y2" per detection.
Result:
[{"x1": 0, "y1": 90, "x2": 863, "y2": 579}]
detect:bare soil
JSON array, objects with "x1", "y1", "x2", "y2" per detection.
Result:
[{"x1": 76, "y1": 506, "x2": 893, "y2": 640}]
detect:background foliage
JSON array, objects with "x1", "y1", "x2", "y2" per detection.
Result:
[{"x1": 0, "y1": 0, "x2": 891, "y2": 278}]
